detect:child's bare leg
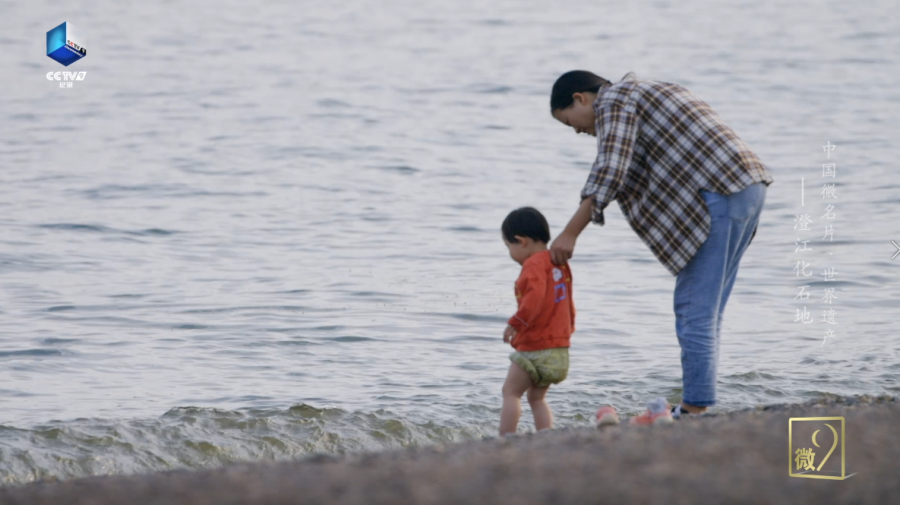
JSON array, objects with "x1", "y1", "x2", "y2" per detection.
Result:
[
  {"x1": 527, "y1": 385, "x2": 553, "y2": 431},
  {"x1": 499, "y1": 362, "x2": 533, "y2": 436}
]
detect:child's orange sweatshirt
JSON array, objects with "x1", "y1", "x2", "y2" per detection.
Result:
[{"x1": 507, "y1": 250, "x2": 575, "y2": 351}]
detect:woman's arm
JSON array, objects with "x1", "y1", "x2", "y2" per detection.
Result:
[
  {"x1": 549, "y1": 196, "x2": 594, "y2": 265},
  {"x1": 550, "y1": 102, "x2": 638, "y2": 266}
]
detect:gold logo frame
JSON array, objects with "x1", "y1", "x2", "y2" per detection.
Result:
[{"x1": 788, "y1": 416, "x2": 849, "y2": 480}]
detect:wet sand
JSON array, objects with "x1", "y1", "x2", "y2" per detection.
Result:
[{"x1": 1, "y1": 395, "x2": 896, "y2": 505}]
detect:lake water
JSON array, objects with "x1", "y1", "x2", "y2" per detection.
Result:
[{"x1": 1, "y1": 0, "x2": 898, "y2": 485}]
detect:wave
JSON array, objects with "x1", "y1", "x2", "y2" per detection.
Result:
[{"x1": 0, "y1": 404, "x2": 489, "y2": 486}]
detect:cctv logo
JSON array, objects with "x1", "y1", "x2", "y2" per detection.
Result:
[
  {"x1": 47, "y1": 72, "x2": 87, "y2": 81},
  {"x1": 67, "y1": 39, "x2": 86, "y2": 56},
  {"x1": 47, "y1": 22, "x2": 87, "y2": 66},
  {"x1": 47, "y1": 71, "x2": 86, "y2": 89}
]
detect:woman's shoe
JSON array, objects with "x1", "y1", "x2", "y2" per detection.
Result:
[
  {"x1": 671, "y1": 404, "x2": 689, "y2": 419},
  {"x1": 672, "y1": 403, "x2": 711, "y2": 419}
]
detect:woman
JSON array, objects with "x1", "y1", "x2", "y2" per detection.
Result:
[{"x1": 547, "y1": 70, "x2": 774, "y2": 421}]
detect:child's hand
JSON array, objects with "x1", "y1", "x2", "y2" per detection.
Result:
[{"x1": 503, "y1": 324, "x2": 517, "y2": 345}]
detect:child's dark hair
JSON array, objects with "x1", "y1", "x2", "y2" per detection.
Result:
[
  {"x1": 550, "y1": 70, "x2": 637, "y2": 111},
  {"x1": 502, "y1": 207, "x2": 551, "y2": 244}
]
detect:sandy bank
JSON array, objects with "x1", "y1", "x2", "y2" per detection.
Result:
[{"x1": 1, "y1": 395, "x2": 896, "y2": 505}]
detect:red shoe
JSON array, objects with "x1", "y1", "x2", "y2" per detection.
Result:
[
  {"x1": 595, "y1": 405, "x2": 620, "y2": 427},
  {"x1": 629, "y1": 398, "x2": 674, "y2": 426}
]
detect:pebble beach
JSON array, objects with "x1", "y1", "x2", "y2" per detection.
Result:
[{"x1": 2, "y1": 395, "x2": 895, "y2": 505}]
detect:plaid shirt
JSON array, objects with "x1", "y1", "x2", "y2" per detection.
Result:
[{"x1": 581, "y1": 80, "x2": 774, "y2": 276}]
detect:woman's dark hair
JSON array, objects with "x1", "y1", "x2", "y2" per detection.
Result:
[
  {"x1": 550, "y1": 70, "x2": 637, "y2": 111},
  {"x1": 502, "y1": 207, "x2": 551, "y2": 244}
]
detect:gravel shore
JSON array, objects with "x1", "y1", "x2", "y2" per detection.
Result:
[{"x1": 2, "y1": 395, "x2": 896, "y2": 505}]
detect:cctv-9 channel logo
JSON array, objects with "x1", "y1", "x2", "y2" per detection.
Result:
[{"x1": 47, "y1": 21, "x2": 87, "y2": 66}]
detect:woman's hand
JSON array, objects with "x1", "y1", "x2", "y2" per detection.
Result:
[
  {"x1": 503, "y1": 324, "x2": 517, "y2": 345},
  {"x1": 549, "y1": 231, "x2": 577, "y2": 265},
  {"x1": 550, "y1": 197, "x2": 593, "y2": 265}
]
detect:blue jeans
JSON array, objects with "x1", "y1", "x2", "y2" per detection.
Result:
[{"x1": 673, "y1": 182, "x2": 767, "y2": 407}]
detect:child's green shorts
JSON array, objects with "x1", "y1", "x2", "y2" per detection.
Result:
[{"x1": 509, "y1": 347, "x2": 569, "y2": 388}]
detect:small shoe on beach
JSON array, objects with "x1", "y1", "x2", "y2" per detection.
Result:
[
  {"x1": 629, "y1": 397, "x2": 674, "y2": 426},
  {"x1": 595, "y1": 405, "x2": 620, "y2": 427}
]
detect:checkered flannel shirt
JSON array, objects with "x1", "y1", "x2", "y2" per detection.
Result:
[{"x1": 581, "y1": 80, "x2": 774, "y2": 276}]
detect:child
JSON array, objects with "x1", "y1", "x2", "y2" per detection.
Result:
[{"x1": 499, "y1": 207, "x2": 574, "y2": 436}]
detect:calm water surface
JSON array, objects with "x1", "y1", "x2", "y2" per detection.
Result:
[{"x1": 0, "y1": 0, "x2": 898, "y2": 484}]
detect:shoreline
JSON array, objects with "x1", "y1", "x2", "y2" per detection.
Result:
[{"x1": 2, "y1": 395, "x2": 896, "y2": 505}]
